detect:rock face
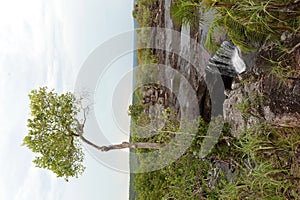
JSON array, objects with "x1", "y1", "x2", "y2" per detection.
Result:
[
  {"x1": 141, "y1": 84, "x2": 169, "y2": 128},
  {"x1": 206, "y1": 41, "x2": 246, "y2": 77},
  {"x1": 224, "y1": 75, "x2": 273, "y2": 137},
  {"x1": 142, "y1": 84, "x2": 169, "y2": 107},
  {"x1": 224, "y1": 39, "x2": 300, "y2": 137},
  {"x1": 140, "y1": 0, "x2": 300, "y2": 136}
]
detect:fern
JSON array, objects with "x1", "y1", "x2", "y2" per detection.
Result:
[
  {"x1": 170, "y1": 0, "x2": 201, "y2": 28},
  {"x1": 223, "y1": 10, "x2": 267, "y2": 52},
  {"x1": 204, "y1": 25, "x2": 220, "y2": 52}
]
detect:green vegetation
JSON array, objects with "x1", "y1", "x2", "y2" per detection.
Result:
[
  {"x1": 170, "y1": 0, "x2": 300, "y2": 52},
  {"x1": 262, "y1": 55, "x2": 298, "y2": 83},
  {"x1": 134, "y1": 0, "x2": 157, "y2": 28},
  {"x1": 220, "y1": 124, "x2": 300, "y2": 199},
  {"x1": 23, "y1": 87, "x2": 85, "y2": 181},
  {"x1": 134, "y1": 0, "x2": 160, "y2": 100},
  {"x1": 210, "y1": 0, "x2": 299, "y2": 52},
  {"x1": 236, "y1": 93, "x2": 265, "y2": 118},
  {"x1": 24, "y1": 87, "x2": 170, "y2": 182},
  {"x1": 132, "y1": 115, "x2": 213, "y2": 199},
  {"x1": 129, "y1": 102, "x2": 151, "y2": 127},
  {"x1": 131, "y1": 0, "x2": 300, "y2": 199},
  {"x1": 170, "y1": 0, "x2": 201, "y2": 28},
  {"x1": 128, "y1": 103, "x2": 145, "y2": 122},
  {"x1": 131, "y1": 111, "x2": 300, "y2": 199}
]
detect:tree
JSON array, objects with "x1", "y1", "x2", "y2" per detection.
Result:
[{"x1": 23, "y1": 87, "x2": 164, "y2": 181}]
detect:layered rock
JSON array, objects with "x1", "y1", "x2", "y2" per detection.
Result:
[{"x1": 224, "y1": 38, "x2": 300, "y2": 136}]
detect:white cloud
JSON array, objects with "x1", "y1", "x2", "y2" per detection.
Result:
[
  {"x1": 13, "y1": 162, "x2": 65, "y2": 200},
  {"x1": 0, "y1": 0, "x2": 134, "y2": 199},
  {"x1": 0, "y1": 0, "x2": 70, "y2": 199}
]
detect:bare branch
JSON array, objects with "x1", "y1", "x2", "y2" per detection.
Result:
[{"x1": 79, "y1": 136, "x2": 165, "y2": 152}]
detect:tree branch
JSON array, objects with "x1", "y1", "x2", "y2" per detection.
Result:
[
  {"x1": 71, "y1": 132, "x2": 80, "y2": 137},
  {"x1": 79, "y1": 135, "x2": 107, "y2": 151},
  {"x1": 75, "y1": 104, "x2": 165, "y2": 152},
  {"x1": 79, "y1": 135, "x2": 165, "y2": 152}
]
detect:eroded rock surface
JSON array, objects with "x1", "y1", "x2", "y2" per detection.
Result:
[{"x1": 224, "y1": 37, "x2": 300, "y2": 136}]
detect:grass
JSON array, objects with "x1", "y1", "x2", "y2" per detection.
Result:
[
  {"x1": 170, "y1": 0, "x2": 300, "y2": 53},
  {"x1": 257, "y1": 46, "x2": 300, "y2": 88},
  {"x1": 212, "y1": 0, "x2": 300, "y2": 52},
  {"x1": 220, "y1": 124, "x2": 300, "y2": 199},
  {"x1": 236, "y1": 93, "x2": 265, "y2": 119},
  {"x1": 270, "y1": 62, "x2": 296, "y2": 83},
  {"x1": 131, "y1": 0, "x2": 300, "y2": 199},
  {"x1": 264, "y1": 56, "x2": 297, "y2": 83},
  {"x1": 132, "y1": 115, "x2": 300, "y2": 199}
]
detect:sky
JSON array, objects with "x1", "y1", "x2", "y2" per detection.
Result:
[{"x1": 0, "y1": 0, "x2": 134, "y2": 199}]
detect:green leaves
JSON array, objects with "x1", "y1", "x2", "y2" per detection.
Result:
[
  {"x1": 23, "y1": 87, "x2": 85, "y2": 181},
  {"x1": 170, "y1": 0, "x2": 201, "y2": 28},
  {"x1": 128, "y1": 103, "x2": 145, "y2": 122}
]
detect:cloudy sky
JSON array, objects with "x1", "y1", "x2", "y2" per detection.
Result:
[{"x1": 0, "y1": 0, "x2": 134, "y2": 199}]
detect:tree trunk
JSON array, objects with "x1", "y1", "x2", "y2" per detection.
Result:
[
  {"x1": 80, "y1": 135, "x2": 165, "y2": 152},
  {"x1": 100, "y1": 142, "x2": 165, "y2": 152}
]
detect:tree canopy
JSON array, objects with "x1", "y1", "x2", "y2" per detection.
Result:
[
  {"x1": 23, "y1": 87, "x2": 164, "y2": 181},
  {"x1": 23, "y1": 87, "x2": 85, "y2": 181}
]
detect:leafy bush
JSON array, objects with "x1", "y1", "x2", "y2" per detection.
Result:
[
  {"x1": 129, "y1": 104, "x2": 145, "y2": 122},
  {"x1": 132, "y1": 114, "x2": 300, "y2": 199}
]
